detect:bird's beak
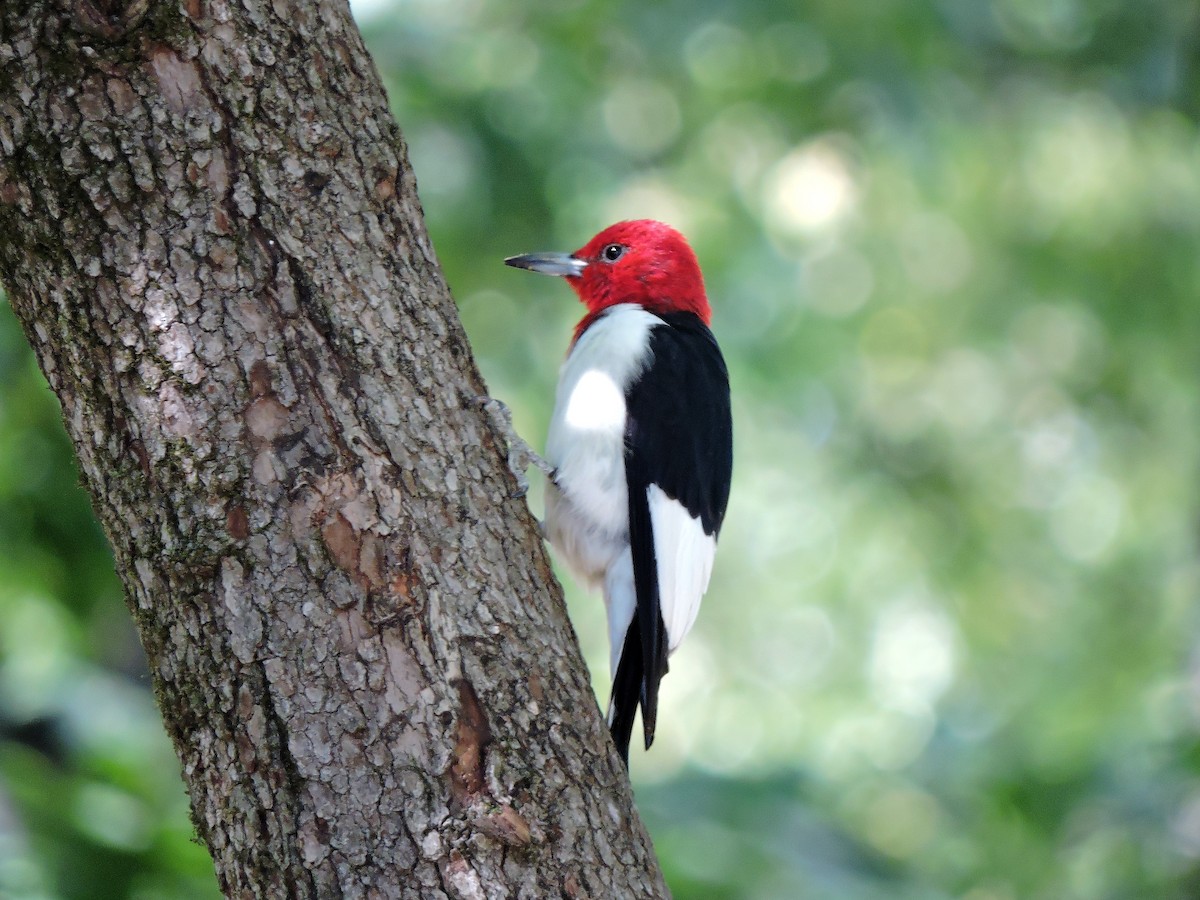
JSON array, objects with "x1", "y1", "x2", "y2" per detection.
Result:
[{"x1": 504, "y1": 252, "x2": 587, "y2": 278}]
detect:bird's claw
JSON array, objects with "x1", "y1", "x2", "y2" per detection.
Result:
[
  {"x1": 477, "y1": 396, "x2": 555, "y2": 500},
  {"x1": 510, "y1": 469, "x2": 532, "y2": 500}
]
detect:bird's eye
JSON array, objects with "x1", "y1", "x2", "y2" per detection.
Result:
[{"x1": 602, "y1": 243, "x2": 626, "y2": 262}]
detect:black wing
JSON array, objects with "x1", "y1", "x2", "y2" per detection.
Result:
[{"x1": 609, "y1": 312, "x2": 733, "y2": 762}]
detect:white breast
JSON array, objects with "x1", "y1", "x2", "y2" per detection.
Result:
[{"x1": 544, "y1": 304, "x2": 659, "y2": 585}]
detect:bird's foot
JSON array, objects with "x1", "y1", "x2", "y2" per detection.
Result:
[{"x1": 477, "y1": 396, "x2": 555, "y2": 499}]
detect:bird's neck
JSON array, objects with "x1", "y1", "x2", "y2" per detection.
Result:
[{"x1": 571, "y1": 299, "x2": 710, "y2": 347}]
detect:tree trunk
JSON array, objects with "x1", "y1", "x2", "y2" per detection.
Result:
[{"x1": 0, "y1": 1, "x2": 668, "y2": 896}]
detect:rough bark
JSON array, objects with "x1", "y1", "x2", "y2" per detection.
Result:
[{"x1": 0, "y1": 1, "x2": 668, "y2": 897}]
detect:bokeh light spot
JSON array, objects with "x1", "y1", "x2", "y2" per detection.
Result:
[
  {"x1": 763, "y1": 138, "x2": 858, "y2": 245},
  {"x1": 602, "y1": 79, "x2": 682, "y2": 158},
  {"x1": 870, "y1": 599, "x2": 958, "y2": 713},
  {"x1": 804, "y1": 244, "x2": 874, "y2": 317},
  {"x1": 684, "y1": 22, "x2": 758, "y2": 89},
  {"x1": 759, "y1": 22, "x2": 830, "y2": 84},
  {"x1": 1050, "y1": 474, "x2": 1123, "y2": 563},
  {"x1": 898, "y1": 211, "x2": 974, "y2": 295},
  {"x1": 861, "y1": 786, "x2": 941, "y2": 858}
]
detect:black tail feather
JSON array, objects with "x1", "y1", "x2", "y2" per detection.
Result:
[
  {"x1": 608, "y1": 614, "x2": 670, "y2": 763},
  {"x1": 637, "y1": 624, "x2": 669, "y2": 750},
  {"x1": 609, "y1": 624, "x2": 643, "y2": 765},
  {"x1": 636, "y1": 597, "x2": 663, "y2": 750},
  {"x1": 626, "y1": 468, "x2": 671, "y2": 755}
]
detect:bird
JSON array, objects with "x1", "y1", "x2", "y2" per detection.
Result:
[{"x1": 504, "y1": 219, "x2": 733, "y2": 763}]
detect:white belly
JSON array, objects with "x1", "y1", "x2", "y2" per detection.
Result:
[{"x1": 544, "y1": 304, "x2": 659, "y2": 585}]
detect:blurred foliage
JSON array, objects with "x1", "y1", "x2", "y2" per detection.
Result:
[{"x1": 2, "y1": 0, "x2": 1200, "y2": 896}]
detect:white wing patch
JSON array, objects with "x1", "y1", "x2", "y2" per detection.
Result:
[
  {"x1": 564, "y1": 368, "x2": 626, "y2": 432},
  {"x1": 647, "y1": 484, "x2": 717, "y2": 652}
]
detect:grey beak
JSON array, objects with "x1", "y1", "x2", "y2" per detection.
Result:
[{"x1": 504, "y1": 251, "x2": 587, "y2": 278}]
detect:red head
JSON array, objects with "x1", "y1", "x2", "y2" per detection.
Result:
[
  {"x1": 506, "y1": 220, "x2": 710, "y2": 331},
  {"x1": 568, "y1": 220, "x2": 710, "y2": 323}
]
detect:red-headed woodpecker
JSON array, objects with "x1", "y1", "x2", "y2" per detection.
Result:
[{"x1": 505, "y1": 220, "x2": 733, "y2": 763}]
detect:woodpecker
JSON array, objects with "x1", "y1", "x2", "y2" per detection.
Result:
[{"x1": 505, "y1": 220, "x2": 733, "y2": 763}]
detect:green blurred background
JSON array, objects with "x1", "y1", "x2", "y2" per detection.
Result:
[{"x1": 2, "y1": 0, "x2": 1199, "y2": 896}]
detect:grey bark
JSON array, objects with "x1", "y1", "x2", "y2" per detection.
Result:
[{"x1": 0, "y1": 1, "x2": 669, "y2": 897}]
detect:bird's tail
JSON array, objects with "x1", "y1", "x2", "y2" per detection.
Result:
[
  {"x1": 607, "y1": 624, "x2": 642, "y2": 765},
  {"x1": 607, "y1": 617, "x2": 668, "y2": 765}
]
